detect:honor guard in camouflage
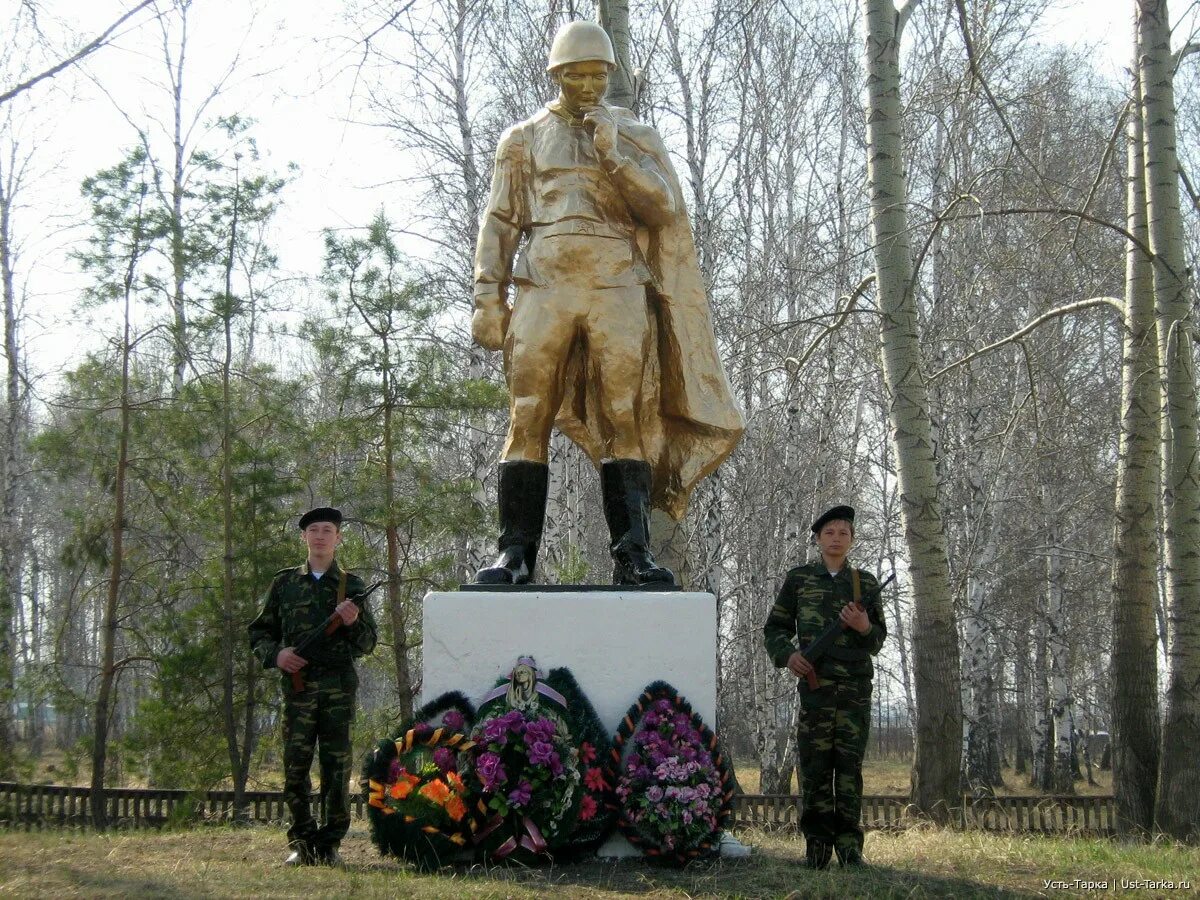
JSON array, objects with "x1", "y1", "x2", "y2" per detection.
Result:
[
  {"x1": 248, "y1": 507, "x2": 378, "y2": 866},
  {"x1": 762, "y1": 505, "x2": 887, "y2": 869},
  {"x1": 470, "y1": 21, "x2": 743, "y2": 587}
]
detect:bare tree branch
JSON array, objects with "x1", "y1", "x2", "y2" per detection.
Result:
[
  {"x1": 896, "y1": 0, "x2": 921, "y2": 38},
  {"x1": 784, "y1": 274, "x2": 876, "y2": 369},
  {"x1": 953, "y1": 0, "x2": 1058, "y2": 201},
  {"x1": 1173, "y1": 41, "x2": 1200, "y2": 72},
  {"x1": 0, "y1": 0, "x2": 159, "y2": 106},
  {"x1": 1072, "y1": 101, "x2": 1131, "y2": 249},
  {"x1": 933, "y1": 205, "x2": 1158, "y2": 262},
  {"x1": 1181, "y1": 166, "x2": 1200, "y2": 213},
  {"x1": 929, "y1": 297, "x2": 1122, "y2": 382}
]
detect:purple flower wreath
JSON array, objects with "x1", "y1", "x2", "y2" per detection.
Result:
[
  {"x1": 463, "y1": 707, "x2": 582, "y2": 859},
  {"x1": 612, "y1": 684, "x2": 733, "y2": 864}
]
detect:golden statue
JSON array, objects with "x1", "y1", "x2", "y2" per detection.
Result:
[{"x1": 472, "y1": 21, "x2": 744, "y2": 587}]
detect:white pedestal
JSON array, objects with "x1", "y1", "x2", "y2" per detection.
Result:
[
  {"x1": 421, "y1": 589, "x2": 717, "y2": 726},
  {"x1": 421, "y1": 588, "x2": 718, "y2": 859}
]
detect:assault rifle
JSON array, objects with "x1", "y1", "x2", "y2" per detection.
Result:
[
  {"x1": 290, "y1": 580, "x2": 384, "y2": 692},
  {"x1": 799, "y1": 572, "x2": 895, "y2": 691}
]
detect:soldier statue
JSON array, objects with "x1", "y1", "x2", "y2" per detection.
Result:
[{"x1": 471, "y1": 20, "x2": 743, "y2": 587}]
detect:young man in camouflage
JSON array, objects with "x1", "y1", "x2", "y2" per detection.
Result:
[
  {"x1": 248, "y1": 507, "x2": 378, "y2": 866},
  {"x1": 762, "y1": 505, "x2": 887, "y2": 869}
]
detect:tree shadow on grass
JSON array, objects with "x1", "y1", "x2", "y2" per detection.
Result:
[
  {"x1": 40, "y1": 869, "x2": 223, "y2": 899},
  {"x1": 445, "y1": 851, "x2": 1043, "y2": 898}
]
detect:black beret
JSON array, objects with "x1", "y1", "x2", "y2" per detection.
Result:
[
  {"x1": 298, "y1": 507, "x2": 343, "y2": 529},
  {"x1": 811, "y1": 505, "x2": 854, "y2": 534}
]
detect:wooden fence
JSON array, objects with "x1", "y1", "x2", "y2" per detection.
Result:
[
  {"x1": 0, "y1": 783, "x2": 1115, "y2": 835},
  {"x1": 732, "y1": 793, "x2": 1116, "y2": 835},
  {"x1": 0, "y1": 783, "x2": 361, "y2": 830}
]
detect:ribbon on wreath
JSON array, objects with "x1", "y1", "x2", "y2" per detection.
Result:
[{"x1": 485, "y1": 815, "x2": 550, "y2": 859}]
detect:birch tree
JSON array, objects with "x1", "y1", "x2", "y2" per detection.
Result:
[
  {"x1": 0, "y1": 109, "x2": 25, "y2": 776},
  {"x1": 1137, "y1": 0, "x2": 1200, "y2": 840},
  {"x1": 598, "y1": 0, "x2": 636, "y2": 110},
  {"x1": 1110, "y1": 61, "x2": 1161, "y2": 837},
  {"x1": 863, "y1": 0, "x2": 962, "y2": 817}
]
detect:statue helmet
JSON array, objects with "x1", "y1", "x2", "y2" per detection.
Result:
[{"x1": 547, "y1": 21, "x2": 616, "y2": 72}]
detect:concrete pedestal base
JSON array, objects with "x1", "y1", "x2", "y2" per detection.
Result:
[
  {"x1": 422, "y1": 588, "x2": 717, "y2": 727},
  {"x1": 421, "y1": 587, "x2": 718, "y2": 859}
]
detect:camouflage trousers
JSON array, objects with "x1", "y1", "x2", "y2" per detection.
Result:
[
  {"x1": 796, "y1": 675, "x2": 872, "y2": 854},
  {"x1": 281, "y1": 667, "x2": 358, "y2": 856}
]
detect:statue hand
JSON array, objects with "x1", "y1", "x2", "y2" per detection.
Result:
[
  {"x1": 472, "y1": 302, "x2": 510, "y2": 351},
  {"x1": 582, "y1": 106, "x2": 618, "y2": 158}
]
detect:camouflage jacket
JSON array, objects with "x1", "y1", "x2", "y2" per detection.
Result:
[
  {"x1": 247, "y1": 560, "x2": 378, "y2": 672},
  {"x1": 762, "y1": 560, "x2": 887, "y2": 680}
]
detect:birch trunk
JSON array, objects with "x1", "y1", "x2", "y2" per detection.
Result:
[
  {"x1": 543, "y1": 437, "x2": 566, "y2": 574},
  {"x1": 962, "y1": 560, "x2": 997, "y2": 792},
  {"x1": 1138, "y1": 0, "x2": 1200, "y2": 840},
  {"x1": 863, "y1": 0, "x2": 961, "y2": 818},
  {"x1": 962, "y1": 374, "x2": 999, "y2": 793},
  {"x1": 1110, "y1": 60, "x2": 1161, "y2": 837},
  {"x1": 881, "y1": 439, "x2": 915, "y2": 726},
  {"x1": 1044, "y1": 486, "x2": 1075, "y2": 794},
  {"x1": 598, "y1": 0, "x2": 636, "y2": 111},
  {"x1": 755, "y1": 672, "x2": 797, "y2": 794},
  {"x1": 1030, "y1": 602, "x2": 1051, "y2": 789},
  {"x1": 0, "y1": 141, "x2": 20, "y2": 773},
  {"x1": 1012, "y1": 631, "x2": 1030, "y2": 775},
  {"x1": 165, "y1": 0, "x2": 191, "y2": 392}
]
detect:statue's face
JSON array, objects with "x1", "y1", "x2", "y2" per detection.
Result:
[{"x1": 554, "y1": 60, "x2": 610, "y2": 114}]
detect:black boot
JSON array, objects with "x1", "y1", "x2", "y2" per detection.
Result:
[
  {"x1": 805, "y1": 839, "x2": 832, "y2": 870},
  {"x1": 600, "y1": 459, "x2": 675, "y2": 587},
  {"x1": 835, "y1": 845, "x2": 865, "y2": 867},
  {"x1": 473, "y1": 461, "x2": 549, "y2": 585}
]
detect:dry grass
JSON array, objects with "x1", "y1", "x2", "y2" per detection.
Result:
[
  {"x1": 734, "y1": 760, "x2": 1114, "y2": 798},
  {"x1": 0, "y1": 824, "x2": 1195, "y2": 899}
]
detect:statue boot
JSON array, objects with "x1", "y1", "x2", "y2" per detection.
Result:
[
  {"x1": 473, "y1": 460, "x2": 548, "y2": 585},
  {"x1": 600, "y1": 459, "x2": 675, "y2": 586}
]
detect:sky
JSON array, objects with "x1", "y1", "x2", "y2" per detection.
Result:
[{"x1": 3, "y1": 0, "x2": 1197, "y2": 388}]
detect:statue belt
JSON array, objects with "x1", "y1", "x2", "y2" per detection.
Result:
[{"x1": 531, "y1": 220, "x2": 634, "y2": 241}]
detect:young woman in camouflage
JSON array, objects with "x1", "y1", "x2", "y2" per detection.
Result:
[
  {"x1": 762, "y1": 505, "x2": 887, "y2": 869},
  {"x1": 248, "y1": 507, "x2": 378, "y2": 866}
]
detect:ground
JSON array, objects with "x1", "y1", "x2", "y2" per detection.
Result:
[{"x1": 0, "y1": 824, "x2": 1195, "y2": 899}]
